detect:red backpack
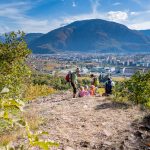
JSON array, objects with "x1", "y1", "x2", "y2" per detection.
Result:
[{"x1": 65, "y1": 71, "x2": 72, "y2": 82}]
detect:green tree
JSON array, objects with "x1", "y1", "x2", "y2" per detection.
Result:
[
  {"x1": 0, "y1": 31, "x2": 31, "y2": 99},
  {"x1": 0, "y1": 32, "x2": 59, "y2": 149}
]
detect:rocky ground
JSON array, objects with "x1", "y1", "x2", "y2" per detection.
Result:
[{"x1": 25, "y1": 91, "x2": 150, "y2": 150}]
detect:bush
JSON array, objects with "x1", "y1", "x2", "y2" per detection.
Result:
[
  {"x1": 0, "y1": 32, "x2": 58, "y2": 149},
  {"x1": 24, "y1": 84, "x2": 56, "y2": 100},
  {"x1": 113, "y1": 71, "x2": 150, "y2": 107},
  {"x1": 31, "y1": 73, "x2": 70, "y2": 90}
]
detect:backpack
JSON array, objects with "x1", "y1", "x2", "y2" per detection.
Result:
[{"x1": 65, "y1": 71, "x2": 72, "y2": 82}]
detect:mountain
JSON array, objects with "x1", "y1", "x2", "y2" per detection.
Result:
[
  {"x1": 139, "y1": 30, "x2": 150, "y2": 37},
  {"x1": 0, "y1": 33, "x2": 44, "y2": 44},
  {"x1": 24, "y1": 33, "x2": 44, "y2": 43},
  {"x1": 28, "y1": 19, "x2": 150, "y2": 54},
  {"x1": 0, "y1": 35, "x2": 5, "y2": 43}
]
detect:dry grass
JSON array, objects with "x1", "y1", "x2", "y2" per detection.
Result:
[
  {"x1": 23, "y1": 109, "x2": 43, "y2": 130},
  {"x1": 0, "y1": 134, "x2": 17, "y2": 146},
  {"x1": 44, "y1": 63, "x2": 61, "y2": 71},
  {"x1": 0, "y1": 109, "x2": 42, "y2": 146},
  {"x1": 24, "y1": 84, "x2": 56, "y2": 101},
  {"x1": 0, "y1": 127, "x2": 25, "y2": 147},
  {"x1": 112, "y1": 77, "x2": 126, "y2": 82}
]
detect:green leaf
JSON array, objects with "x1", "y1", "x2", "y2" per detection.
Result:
[
  {"x1": 3, "y1": 111, "x2": 9, "y2": 119},
  {"x1": 16, "y1": 119, "x2": 26, "y2": 127}
]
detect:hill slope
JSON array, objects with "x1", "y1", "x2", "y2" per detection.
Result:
[
  {"x1": 24, "y1": 33, "x2": 44, "y2": 43},
  {"x1": 25, "y1": 92, "x2": 148, "y2": 149},
  {"x1": 0, "y1": 35, "x2": 5, "y2": 42},
  {"x1": 28, "y1": 19, "x2": 150, "y2": 54},
  {"x1": 139, "y1": 30, "x2": 150, "y2": 37}
]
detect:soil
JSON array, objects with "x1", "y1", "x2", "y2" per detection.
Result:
[{"x1": 25, "y1": 91, "x2": 150, "y2": 150}]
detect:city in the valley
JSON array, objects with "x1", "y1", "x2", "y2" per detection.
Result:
[{"x1": 27, "y1": 53, "x2": 150, "y2": 77}]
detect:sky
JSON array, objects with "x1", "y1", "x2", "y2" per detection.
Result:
[{"x1": 0, "y1": 0, "x2": 150, "y2": 33}]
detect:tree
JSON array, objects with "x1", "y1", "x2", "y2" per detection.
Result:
[
  {"x1": 0, "y1": 32, "x2": 59, "y2": 149},
  {"x1": 0, "y1": 31, "x2": 31, "y2": 98}
]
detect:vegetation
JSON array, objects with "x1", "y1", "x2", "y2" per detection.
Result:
[
  {"x1": 24, "y1": 84, "x2": 56, "y2": 100},
  {"x1": 113, "y1": 71, "x2": 150, "y2": 108},
  {"x1": 0, "y1": 32, "x2": 58, "y2": 149},
  {"x1": 31, "y1": 73, "x2": 70, "y2": 90}
]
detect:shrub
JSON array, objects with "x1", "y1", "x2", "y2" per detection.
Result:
[
  {"x1": 0, "y1": 32, "x2": 58, "y2": 149},
  {"x1": 24, "y1": 84, "x2": 56, "y2": 100},
  {"x1": 31, "y1": 73, "x2": 70, "y2": 91},
  {"x1": 113, "y1": 71, "x2": 150, "y2": 107}
]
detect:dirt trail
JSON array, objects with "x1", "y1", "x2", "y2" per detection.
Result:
[{"x1": 27, "y1": 92, "x2": 147, "y2": 150}]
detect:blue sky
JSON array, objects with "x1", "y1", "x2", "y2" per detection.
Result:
[{"x1": 0, "y1": 0, "x2": 150, "y2": 33}]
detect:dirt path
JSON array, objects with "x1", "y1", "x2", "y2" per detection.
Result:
[{"x1": 27, "y1": 92, "x2": 147, "y2": 150}]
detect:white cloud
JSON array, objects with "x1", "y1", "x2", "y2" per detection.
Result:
[
  {"x1": 128, "y1": 10, "x2": 150, "y2": 29},
  {"x1": 0, "y1": 0, "x2": 150, "y2": 33},
  {"x1": 130, "y1": 10, "x2": 150, "y2": 16},
  {"x1": 107, "y1": 11, "x2": 128, "y2": 21},
  {"x1": 0, "y1": 1, "x2": 52, "y2": 33},
  {"x1": 129, "y1": 21, "x2": 150, "y2": 30},
  {"x1": 90, "y1": 0, "x2": 100, "y2": 15},
  {"x1": 112, "y1": 2, "x2": 121, "y2": 6},
  {"x1": 0, "y1": 24, "x2": 10, "y2": 33},
  {"x1": 72, "y1": 1, "x2": 76, "y2": 7}
]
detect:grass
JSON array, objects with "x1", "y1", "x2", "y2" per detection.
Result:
[
  {"x1": 23, "y1": 109, "x2": 43, "y2": 130},
  {"x1": 0, "y1": 108, "x2": 42, "y2": 147},
  {"x1": 24, "y1": 84, "x2": 56, "y2": 101},
  {"x1": 112, "y1": 77, "x2": 126, "y2": 82}
]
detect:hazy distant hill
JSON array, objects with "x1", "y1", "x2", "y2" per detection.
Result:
[
  {"x1": 139, "y1": 30, "x2": 150, "y2": 37},
  {"x1": 0, "y1": 33, "x2": 44, "y2": 44},
  {"x1": 0, "y1": 35, "x2": 5, "y2": 42},
  {"x1": 24, "y1": 33, "x2": 44, "y2": 43}
]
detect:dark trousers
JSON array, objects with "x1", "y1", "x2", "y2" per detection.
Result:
[{"x1": 71, "y1": 82, "x2": 77, "y2": 95}]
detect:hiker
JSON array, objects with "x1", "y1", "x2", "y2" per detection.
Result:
[
  {"x1": 78, "y1": 86, "x2": 85, "y2": 97},
  {"x1": 90, "y1": 74, "x2": 99, "y2": 94},
  {"x1": 84, "y1": 85, "x2": 90, "y2": 96},
  {"x1": 99, "y1": 73, "x2": 109, "y2": 84},
  {"x1": 90, "y1": 74, "x2": 99, "y2": 87},
  {"x1": 66, "y1": 68, "x2": 80, "y2": 98},
  {"x1": 90, "y1": 85, "x2": 95, "y2": 96},
  {"x1": 105, "y1": 77, "x2": 113, "y2": 95}
]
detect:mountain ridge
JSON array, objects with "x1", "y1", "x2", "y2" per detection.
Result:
[
  {"x1": 1, "y1": 19, "x2": 150, "y2": 54},
  {"x1": 28, "y1": 19, "x2": 150, "y2": 54}
]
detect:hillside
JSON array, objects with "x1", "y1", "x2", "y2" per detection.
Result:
[
  {"x1": 139, "y1": 30, "x2": 150, "y2": 37},
  {"x1": 24, "y1": 33, "x2": 44, "y2": 43},
  {"x1": 0, "y1": 35, "x2": 5, "y2": 42},
  {"x1": 28, "y1": 19, "x2": 150, "y2": 54},
  {"x1": 22, "y1": 92, "x2": 149, "y2": 150},
  {"x1": 0, "y1": 33, "x2": 43, "y2": 43}
]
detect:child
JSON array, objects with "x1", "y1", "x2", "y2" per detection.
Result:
[
  {"x1": 78, "y1": 86, "x2": 85, "y2": 97},
  {"x1": 84, "y1": 85, "x2": 90, "y2": 96},
  {"x1": 90, "y1": 85, "x2": 95, "y2": 96}
]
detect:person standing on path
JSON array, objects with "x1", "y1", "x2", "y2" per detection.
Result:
[{"x1": 70, "y1": 68, "x2": 80, "y2": 98}]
